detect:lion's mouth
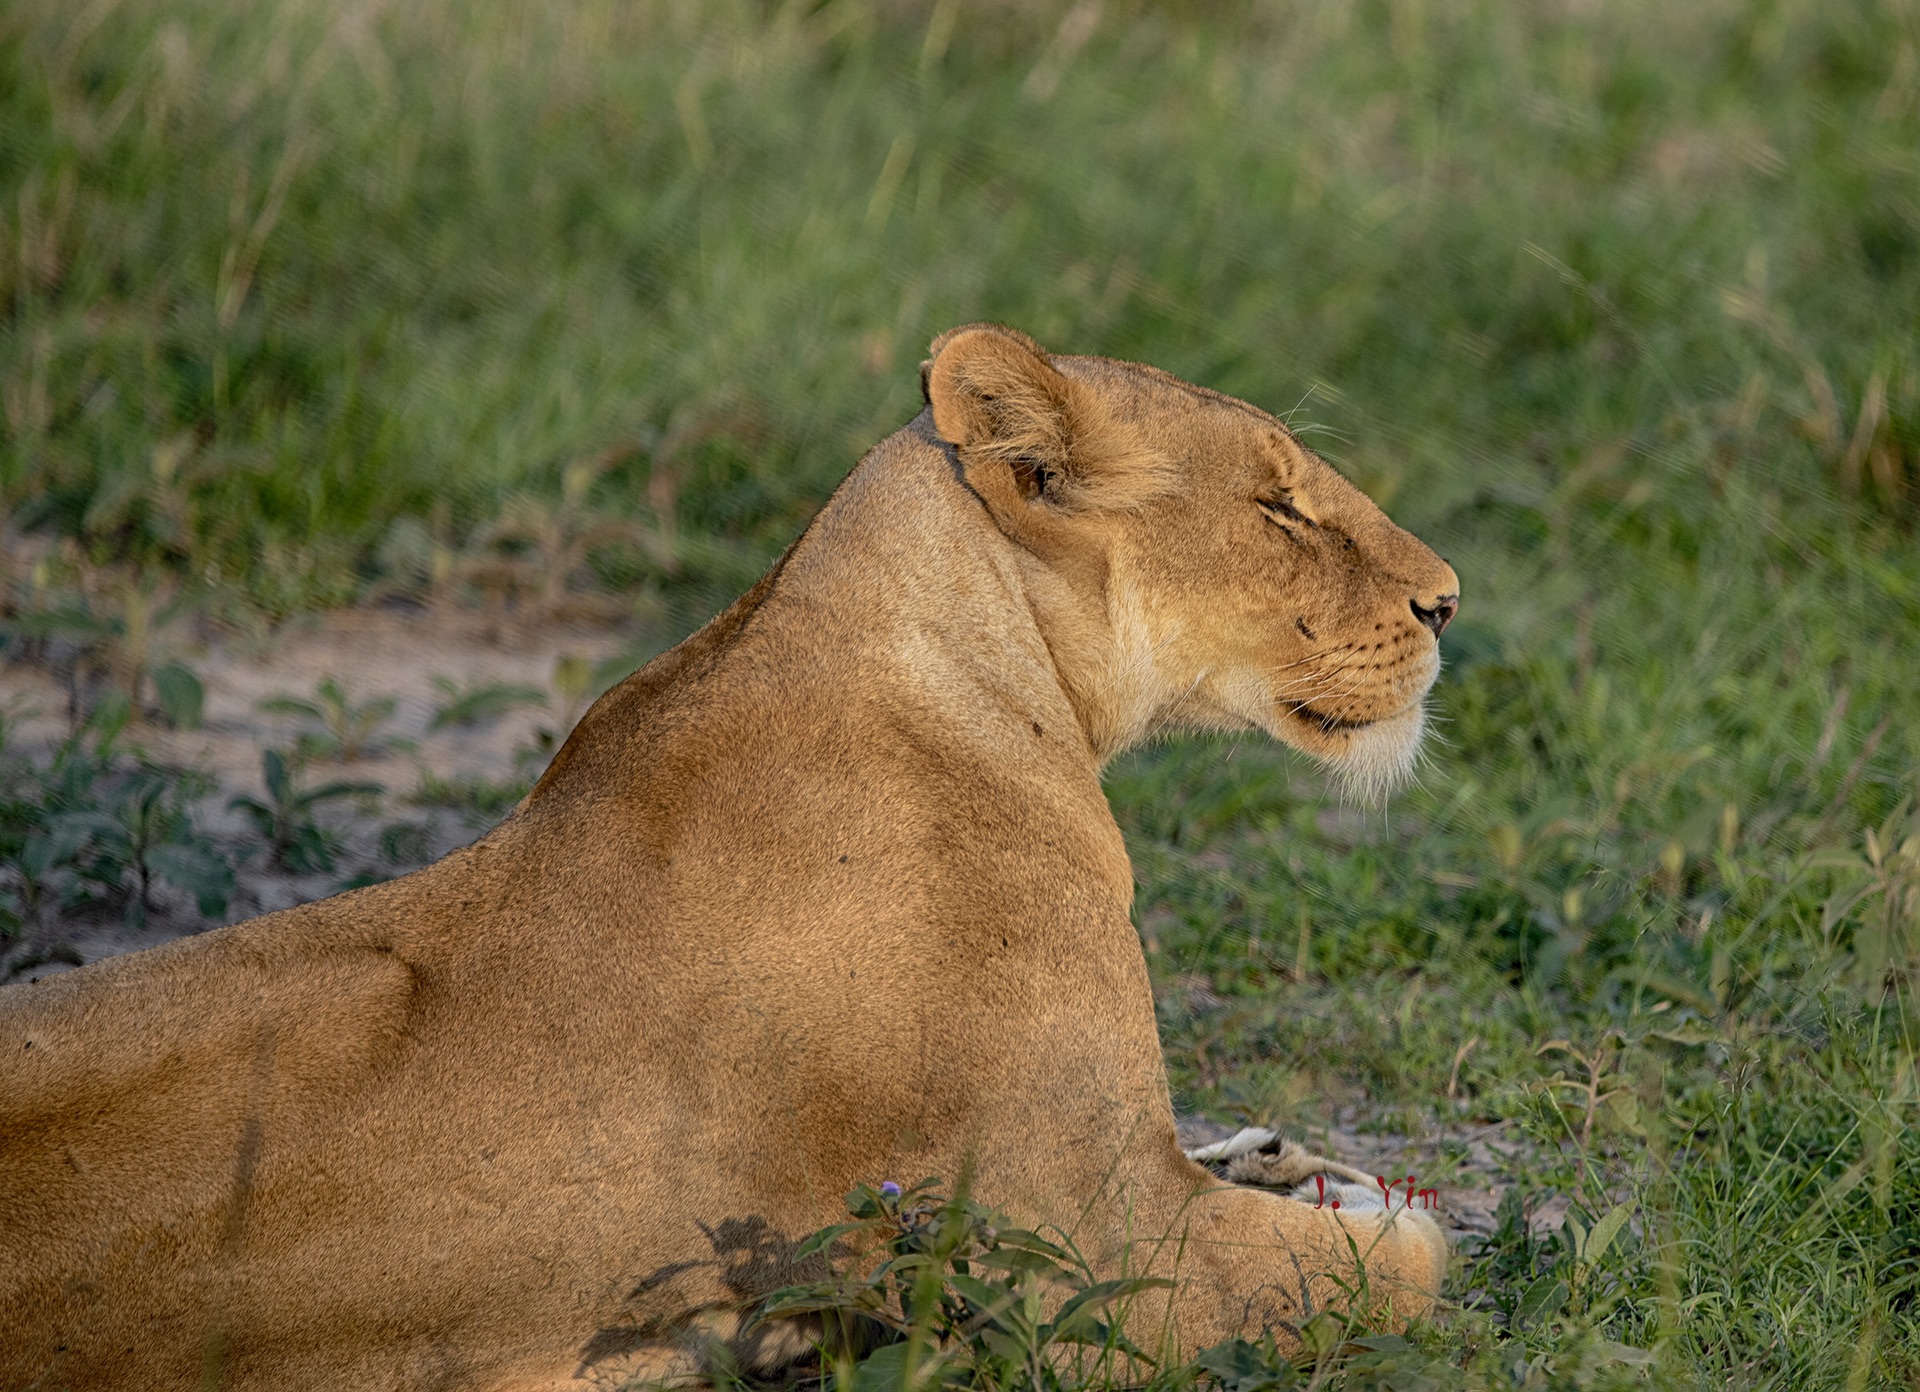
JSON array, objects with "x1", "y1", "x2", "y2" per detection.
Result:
[{"x1": 1281, "y1": 700, "x2": 1377, "y2": 734}]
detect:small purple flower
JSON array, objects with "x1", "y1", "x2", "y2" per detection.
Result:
[{"x1": 879, "y1": 1180, "x2": 902, "y2": 1198}]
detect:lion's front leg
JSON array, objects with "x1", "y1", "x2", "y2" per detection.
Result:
[
  {"x1": 1105, "y1": 1149, "x2": 1449, "y2": 1363},
  {"x1": 1029, "y1": 1121, "x2": 1443, "y2": 1359},
  {"x1": 956, "y1": 956, "x2": 1448, "y2": 1362}
]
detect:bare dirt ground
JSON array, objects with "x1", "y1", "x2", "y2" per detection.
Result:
[{"x1": 1, "y1": 606, "x2": 644, "y2": 978}]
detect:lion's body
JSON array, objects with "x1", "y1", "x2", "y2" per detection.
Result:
[{"x1": 1, "y1": 334, "x2": 1456, "y2": 1390}]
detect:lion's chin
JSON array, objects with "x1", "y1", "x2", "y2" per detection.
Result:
[{"x1": 1266, "y1": 698, "x2": 1428, "y2": 804}]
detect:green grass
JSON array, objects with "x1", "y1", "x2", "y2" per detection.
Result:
[{"x1": 4, "y1": 0, "x2": 1920, "y2": 1385}]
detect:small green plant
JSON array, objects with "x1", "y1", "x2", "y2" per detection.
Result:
[
  {"x1": 47, "y1": 770, "x2": 233, "y2": 923},
  {"x1": 149, "y1": 661, "x2": 205, "y2": 730},
  {"x1": 469, "y1": 452, "x2": 662, "y2": 622},
  {"x1": 258, "y1": 677, "x2": 410, "y2": 763},
  {"x1": 758, "y1": 1179, "x2": 1171, "y2": 1391},
  {"x1": 409, "y1": 768, "x2": 531, "y2": 826},
  {"x1": 378, "y1": 819, "x2": 433, "y2": 867},
  {"x1": 426, "y1": 675, "x2": 547, "y2": 731},
  {"x1": 229, "y1": 748, "x2": 380, "y2": 874},
  {"x1": 0, "y1": 699, "x2": 231, "y2": 928},
  {"x1": 1190, "y1": 1334, "x2": 1306, "y2": 1391},
  {"x1": 6, "y1": 577, "x2": 202, "y2": 727},
  {"x1": 759, "y1": 1184, "x2": 1566, "y2": 1391},
  {"x1": 1458, "y1": 1186, "x2": 1647, "y2": 1366},
  {"x1": 0, "y1": 702, "x2": 125, "y2": 927},
  {"x1": 1814, "y1": 796, "x2": 1920, "y2": 999}
]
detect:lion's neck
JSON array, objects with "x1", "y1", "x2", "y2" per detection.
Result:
[
  {"x1": 765, "y1": 422, "x2": 1177, "y2": 767},
  {"x1": 762, "y1": 426, "x2": 1095, "y2": 749}
]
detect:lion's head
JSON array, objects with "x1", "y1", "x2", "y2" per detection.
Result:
[{"x1": 923, "y1": 323, "x2": 1459, "y2": 797}]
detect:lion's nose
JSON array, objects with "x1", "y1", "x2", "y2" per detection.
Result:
[{"x1": 1411, "y1": 593, "x2": 1458, "y2": 638}]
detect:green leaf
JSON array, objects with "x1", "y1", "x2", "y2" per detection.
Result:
[
  {"x1": 152, "y1": 662, "x2": 204, "y2": 729},
  {"x1": 285, "y1": 824, "x2": 337, "y2": 874},
  {"x1": 978, "y1": 1326, "x2": 1032, "y2": 1366},
  {"x1": 258, "y1": 695, "x2": 324, "y2": 721},
  {"x1": 88, "y1": 692, "x2": 131, "y2": 753},
  {"x1": 851, "y1": 1341, "x2": 915, "y2": 1392},
  {"x1": 1582, "y1": 1200, "x2": 1635, "y2": 1266},
  {"x1": 943, "y1": 1272, "x2": 1010, "y2": 1318},
  {"x1": 263, "y1": 748, "x2": 291, "y2": 804},
  {"x1": 794, "y1": 1221, "x2": 873, "y2": 1260},
  {"x1": 988, "y1": 1228, "x2": 1074, "y2": 1262},
  {"x1": 1297, "y1": 1312, "x2": 1343, "y2": 1360},
  {"x1": 1649, "y1": 1019, "x2": 1721, "y2": 1046},
  {"x1": 1563, "y1": 1211, "x2": 1587, "y2": 1258},
  {"x1": 27, "y1": 815, "x2": 101, "y2": 871},
  {"x1": 10, "y1": 605, "x2": 114, "y2": 640},
  {"x1": 428, "y1": 678, "x2": 547, "y2": 730},
  {"x1": 1048, "y1": 1276, "x2": 1173, "y2": 1341},
  {"x1": 1193, "y1": 1335, "x2": 1301, "y2": 1391},
  {"x1": 1517, "y1": 1276, "x2": 1568, "y2": 1325},
  {"x1": 1046, "y1": 1318, "x2": 1136, "y2": 1352},
  {"x1": 552, "y1": 654, "x2": 592, "y2": 696},
  {"x1": 973, "y1": 1247, "x2": 1067, "y2": 1278},
  {"x1": 296, "y1": 779, "x2": 384, "y2": 811},
  {"x1": 757, "y1": 1286, "x2": 874, "y2": 1320},
  {"x1": 1348, "y1": 1334, "x2": 1413, "y2": 1353},
  {"x1": 227, "y1": 796, "x2": 273, "y2": 838},
  {"x1": 147, "y1": 842, "x2": 234, "y2": 917}
]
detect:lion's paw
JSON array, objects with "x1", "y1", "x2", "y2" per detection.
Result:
[{"x1": 1183, "y1": 1125, "x2": 1441, "y2": 1220}]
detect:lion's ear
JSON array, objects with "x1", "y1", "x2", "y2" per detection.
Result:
[{"x1": 923, "y1": 324, "x2": 1166, "y2": 513}]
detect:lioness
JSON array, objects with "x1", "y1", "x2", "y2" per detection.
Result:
[{"x1": 1, "y1": 325, "x2": 1459, "y2": 1390}]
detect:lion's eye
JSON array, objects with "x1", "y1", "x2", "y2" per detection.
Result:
[{"x1": 1257, "y1": 495, "x2": 1313, "y2": 530}]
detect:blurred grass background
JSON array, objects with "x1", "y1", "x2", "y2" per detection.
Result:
[{"x1": 4, "y1": 0, "x2": 1920, "y2": 1386}]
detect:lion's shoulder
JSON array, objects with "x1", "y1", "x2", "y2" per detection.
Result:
[{"x1": 0, "y1": 908, "x2": 418, "y2": 1145}]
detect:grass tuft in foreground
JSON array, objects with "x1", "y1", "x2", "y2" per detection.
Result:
[{"x1": 755, "y1": 1182, "x2": 1656, "y2": 1391}]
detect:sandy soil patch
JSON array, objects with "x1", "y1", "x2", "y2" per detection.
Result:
[{"x1": 2, "y1": 606, "x2": 650, "y2": 978}]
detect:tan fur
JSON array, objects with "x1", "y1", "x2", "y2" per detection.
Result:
[{"x1": 0, "y1": 327, "x2": 1461, "y2": 1391}]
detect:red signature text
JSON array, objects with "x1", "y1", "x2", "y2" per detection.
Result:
[{"x1": 1311, "y1": 1174, "x2": 1439, "y2": 1211}]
